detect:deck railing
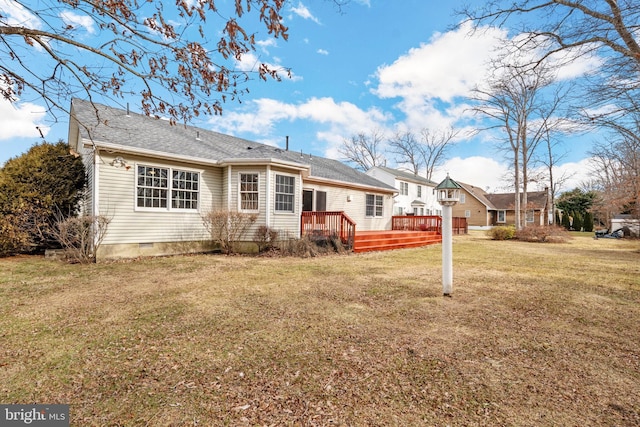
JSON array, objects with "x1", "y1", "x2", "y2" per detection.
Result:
[
  {"x1": 451, "y1": 217, "x2": 469, "y2": 234},
  {"x1": 301, "y1": 211, "x2": 356, "y2": 248},
  {"x1": 392, "y1": 215, "x2": 442, "y2": 232},
  {"x1": 392, "y1": 215, "x2": 468, "y2": 234}
]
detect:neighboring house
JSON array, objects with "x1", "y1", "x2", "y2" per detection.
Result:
[
  {"x1": 68, "y1": 99, "x2": 396, "y2": 260},
  {"x1": 366, "y1": 166, "x2": 441, "y2": 216},
  {"x1": 452, "y1": 182, "x2": 550, "y2": 228}
]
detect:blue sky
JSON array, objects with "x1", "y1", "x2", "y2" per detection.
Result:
[{"x1": 0, "y1": 0, "x2": 599, "y2": 192}]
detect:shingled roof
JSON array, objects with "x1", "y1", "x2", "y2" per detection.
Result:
[
  {"x1": 456, "y1": 181, "x2": 548, "y2": 210},
  {"x1": 70, "y1": 99, "x2": 395, "y2": 192},
  {"x1": 372, "y1": 166, "x2": 438, "y2": 186},
  {"x1": 486, "y1": 191, "x2": 549, "y2": 210}
]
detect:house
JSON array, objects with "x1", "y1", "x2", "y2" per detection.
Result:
[
  {"x1": 452, "y1": 181, "x2": 550, "y2": 228},
  {"x1": 365, "y1": 166, "x2": 441, "y2": 216},
  {"x1": 68, "y1": 99, "x2": 397, "y2": 260}
]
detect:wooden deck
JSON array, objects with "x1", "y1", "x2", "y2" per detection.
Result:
[{"x1": 353, "y1": 230, "x2": 442, "y2": 253}]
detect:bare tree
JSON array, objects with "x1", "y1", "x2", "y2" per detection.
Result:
[
  {"x1": 538, "y1": 128, "x2": 573, "y2": 224},
  {"x1": 472, "y1": 55, "x2": 567, "y2": 228},
  {"x1": 459, "y1": 1, "x2": 640, "y2": 71},
  {"x1": 460, "y1": 0, "x2": 640, "y2": 125},
  {"x1": 0, "y1": 1, "x2": 290, "y2": 125},
  {"x1": 388, "y1": 131, "x2": 423, "y2": 174},
  {"x1": 388, "y1": 128, "x2": 458, "y2": 181},
  {"x1": 339, "y1": 130, "x2": 387, "y2": 171},
  {"x1": 588, "y1": 107, "x2": 640, "y2": 222}
]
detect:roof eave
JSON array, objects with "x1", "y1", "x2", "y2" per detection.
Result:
[{"x1": 305, "y1": 176, "x2": 397, "y2": 194}]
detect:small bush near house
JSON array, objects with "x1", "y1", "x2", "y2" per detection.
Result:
[
  {"x1": 52, "y1": 215, "x2": 111, "y2": 263},
  {"x1": 487, "y1": 225, "x2": 516, "y2": 240},
  {"x1": 201, "y1": 210, "x2": 258, "y2": 254},
  {"x1": 253, "y1": 226, "x2": 279, "y2": 253},
  {"x1": 274, "y1": 234, "x2": 346, "y2": 258},
  {"x1": 515, "y1": 225, "x2": 570, "y2": 243}
]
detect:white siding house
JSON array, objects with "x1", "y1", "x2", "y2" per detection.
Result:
[
  {"x1": 366, "y1": 166, "x2": 440, "y2": 216},
  {"x1": 68, "y1": 99, "x2": 396, "y2": 259}
]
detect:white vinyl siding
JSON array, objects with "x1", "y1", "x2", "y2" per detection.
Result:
[
  {"x1": 97, "y1": 153, "x2": 218, "y2": 245},
  {"x1": 297, "y1": 181, "x2": 395, "y2": 231}
]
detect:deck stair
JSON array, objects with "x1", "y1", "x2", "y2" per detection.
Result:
[{"x1": 353, "y1": 230, "x2": 441, "y2": 253}]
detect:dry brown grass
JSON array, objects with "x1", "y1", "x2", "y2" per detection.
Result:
[{"x1": 1, "y1": 231, "x2": 639, "y2": 426}]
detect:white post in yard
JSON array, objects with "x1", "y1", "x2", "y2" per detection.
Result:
[
  {"x1": 435, "y1": 174, "x2": 461, "y2": 297},
  {"x1": 441, "y1": 203, "x2": 453, "y2": 296}
]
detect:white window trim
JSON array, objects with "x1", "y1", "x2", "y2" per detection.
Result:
[
  {"x1": 366, "y1": 194, "x2": 384, "y2": 218},
  {"x1": 238, "y1": 172, "x2": 260, "y2": 213},
  {"x1": 497, "y1": 210, "x2": 506, "y2": 223},
  {"x1": 465, "y1": 210, "x2": 471, "y2": 218},
  {"x1": 134, "y1": 163, "x2": 201, "y2": 212},
  {"x1": 274, "y1": 172, "x2": 296, "y2": 214}
]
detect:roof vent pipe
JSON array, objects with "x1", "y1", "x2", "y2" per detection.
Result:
[
  {"x1": 286, "y1": 135, "x2": 289, "y2": 151},
  {"x1": 126, "y1": 103, "x2": 130, "y2": 116}
]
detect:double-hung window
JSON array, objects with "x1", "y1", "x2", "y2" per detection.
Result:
[
  {"x1": 417, "y1": 185, "x2": 422, "y2": 198},
  {"x1": 526, "y1": 210, "x2": 535, "y2": 223},
  {"x1": 240, "y1": 173, "x2": 259, "y2": 211},
  {"x1": 497, "y1": 210, "x2": 506, "y2": 223},
  {"x1": 399, "y1": 182, "x2": 409, "y2": 195},
  {"x1": 137, "y1": 165, "x2": 199, "y2": 210},
  {"x1": 275, "y1": 174, "x2": 295, "y2": 212},
  {"x1": 366, "y1": 194, "x2": 384, "y2": 217},
  {"x1": 172, "y1": 170, "x2": 199, "y2": 209}
]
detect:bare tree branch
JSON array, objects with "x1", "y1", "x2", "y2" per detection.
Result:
[
  {"x1": 0, "y1": 0, "x2": 290, "y2": 126},
  {"x1": 339, "y1": 130, "x2": 387, "y2": 171}
]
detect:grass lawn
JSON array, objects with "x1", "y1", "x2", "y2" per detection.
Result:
[{"x1": 1, "y1": 231, "x2": 639, "y2": 426}]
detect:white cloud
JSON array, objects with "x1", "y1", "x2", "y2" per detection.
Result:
[
  {"x1": 317, "y1": 49, "x2": 329, "y2": 55},
  {"x1": 59, "y1": 11, "x2": 96, "y2": 34},
  {"x1": 432, "y1": 155, "x2": 594, "y2": 197},
  {"x1": 371, "y1": 22, "x2": 508, "y2": 135},
  {"x1": 373, "y1": 23, "x2": 507, "y2": 103},
  {"x1": 0, "y1": 0, "x2": 41, "y2": 28},
  {"x1": 290, "y1": 2, "x2": 320, "y2": 24},
  {"x1": 208, "y1": 96, "x2": 391, "y2": 156},
  {"x1": 552, "y1": 158, "x2": 594, "y2": 192},
  {"x1": 256, "y1": 38, "x2": 278, "y2": 54},
  {"x1": 234, "y1": 52, "x2": 301, "y2": 81},
  {"x1": 435, "y1": 156, "x2": 511, "y2": 193},
  {"x1": 0, "y1": 98, "x2": 49, "y2": 140}
]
